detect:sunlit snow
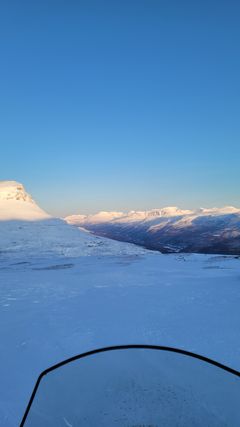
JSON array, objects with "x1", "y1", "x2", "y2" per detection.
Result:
[{"x1": 0, "y1": 182, "x2": 240, "y2": 426}]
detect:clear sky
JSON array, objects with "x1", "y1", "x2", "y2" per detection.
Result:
[{"x1": 1, "y1": 0, "x2": 240, "y2": 216}]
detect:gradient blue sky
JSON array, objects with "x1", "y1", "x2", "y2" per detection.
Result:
[{"x1": 1, "y1": 0, "x2": 240, "y2": 216}]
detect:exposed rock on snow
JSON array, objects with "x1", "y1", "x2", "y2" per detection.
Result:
[
  {"x1": 0, "y1": 181, "x2": 51, "y2": 221},
  {"x1": 0, "y1": 181, "x2": 34, "y2": 203}
]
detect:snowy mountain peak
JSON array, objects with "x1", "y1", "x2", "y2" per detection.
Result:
[
  {"x1": 66, "y1": 211, "x2": 124, "y2": 225},
  {"x1": 65, "y1": 207, "x2": 195, "y2": 226},
  {"x1": 0, "y1": 181, "x2": 34, "y2": 203},
  {"x1": 148, "y1": 207, "x2": 193, "y2": 217},
  {"x1": 197, "y1": 206, "x2": 240, "y2": 215},
  {"x1": 0, "y1": 181, "x2": 50, "y2": 221},
  {"x1": 66, "y1": 205, "x2": 240, "y2": 227}
]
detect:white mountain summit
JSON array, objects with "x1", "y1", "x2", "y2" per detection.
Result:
[
  {"x1": 0, "y1": 181, "x2": 50, "y2": 221},
  {"x1": 65, "y1": 205, "x2": 240, "y2": 226}
]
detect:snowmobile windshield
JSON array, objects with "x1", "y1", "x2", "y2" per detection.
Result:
[{"x1": 21, "y1": 345, "x2": 240, "y2": 427}]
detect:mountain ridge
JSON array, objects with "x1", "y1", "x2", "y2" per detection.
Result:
[{"x1": 66, "y1": 206, "x2": 240, "y2": 255}]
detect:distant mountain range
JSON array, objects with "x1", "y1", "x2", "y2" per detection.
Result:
[
  {"x1": 1, "y1": 181, "x2": 240, "y2": 255},
  {"x1": 66, "y1": 206, "x2": 240, "y2": 255}
]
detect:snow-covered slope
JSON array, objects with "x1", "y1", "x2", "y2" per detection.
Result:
[
  {"x1": 1, "y1": 182, "x2": 240, "y2": 426},
  {"x1": 1, "y1": 235, "x2": 240, "y2": 426},
  {"x1": 66, "y1": 205, "x2": 240, "y2": 255},
  {"x1": 0, "y1": 181, "x2": 51, "y2": 221},
  {"x1": 67, "y1": 211, "x2": 124, "y2": 224},
  {"x1": 0, "y1": 181, "x2": 147, "y2": 259}
]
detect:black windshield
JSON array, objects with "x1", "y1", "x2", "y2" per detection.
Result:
[{"x1": 22, "y1": 346, "x2": 240, "y2": 426}]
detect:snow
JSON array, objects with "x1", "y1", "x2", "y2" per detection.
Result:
[
  {"x1": 0, "y1": 182, "x2": 240, "y2": 426},
  {"x1": 197, "y1": 206, "x2": 240, "y2": 215},
  {"x1": 0, "y1": 219, "x2": 148, "y2": 259},
  {"x1": 67, "y1": 211, "x2": 124, "y2": 225},
  {"x1": 65, "y1": 205, "x2": 240, "y2": 227},
  {"x1": 65, "y1": 204, "x2": 240, "y2": 255},
  {"x1": 119, "y1": 209, "x2": 186, "y2": 222},
  {"x1": 25, "y1": 346, "x2": 240, "y2": 426},
  {"x1": 0, "y1": 181, "x2": 34, "y2": 203},
  {"x1": 0, "y1": 200, "x2": 51, "y2": 221},
  {"x1": 66, "y1": 208, "x2": 194, "y2": 226},
  {"x1": 0, "y1": 181, "x2": 50, "y2": 221},
  {"x1": 1, "y1": 242, "x2": 240, "y2": 426}
]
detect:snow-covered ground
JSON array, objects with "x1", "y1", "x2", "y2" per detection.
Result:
[
  {"x1": 1, "y1": 247, "x2": 240, "y2": 426},
  {"x1": 0, "y1": 182, "x2": 240, "y2": 426}
]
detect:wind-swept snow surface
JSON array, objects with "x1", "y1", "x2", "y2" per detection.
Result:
[
  {"x1": 0, "y1": 183, "x2": 240, "y2": 426},
  {"x1": 1, "y1": 251, "x2": 240, "y2": 426}
]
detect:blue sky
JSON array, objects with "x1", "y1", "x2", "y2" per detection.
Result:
[{"x1": 1, "y1": 0, "x2": 240, "y2": 216}]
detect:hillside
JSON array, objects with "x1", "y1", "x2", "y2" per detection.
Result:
[
  {"x1": 0, "y1": 182, "x2": 240, "y2": 426},
  {"x1": 0, "y1": 181, "x2": 148, "y2": 260},
  {"x1": 66, "y1": 206, "x2": 240, "y2": 255}
]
